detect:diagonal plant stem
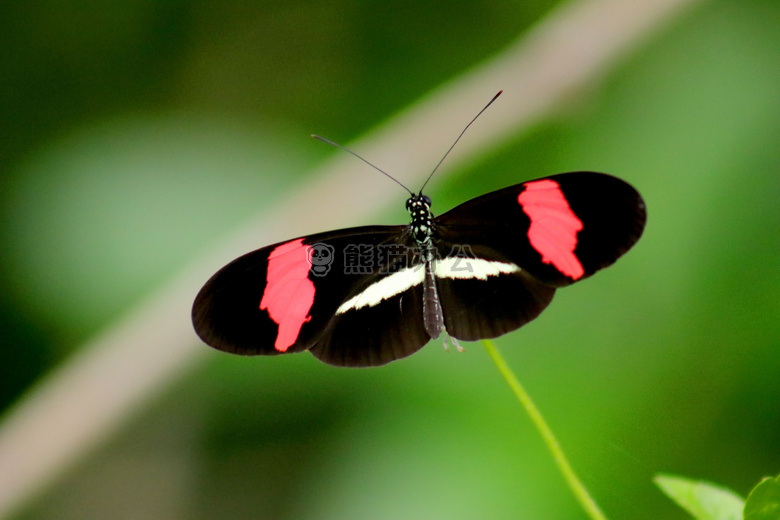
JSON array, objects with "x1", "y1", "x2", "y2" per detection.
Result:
[
  {"x1": 482, "y1": 339, "x2": 608, "y2": 520},
  {"x1": 0, "y1": 0, "x2": 706, "y2": 517}
]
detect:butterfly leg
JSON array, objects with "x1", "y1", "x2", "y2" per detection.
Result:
[{"x1": 442, "y1": 334, "x2": 465, "y2": 353}]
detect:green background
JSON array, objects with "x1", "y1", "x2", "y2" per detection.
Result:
[{"x1": 1, "y1": 0, "x2": 778, "y2": 518}]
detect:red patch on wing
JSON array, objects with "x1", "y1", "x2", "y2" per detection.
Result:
[
  {"x1": 518, "y1": 179, "x2": 585, "y2": 280},
  {"x1": 259, "y1": 238, "x2": 315, "y2": 352}
]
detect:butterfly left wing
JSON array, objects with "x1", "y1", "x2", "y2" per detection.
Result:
[
  {"x1": 193, "y1": 225, "x2": 437, "y2": 367},
  {"x1": 193, "y1": 226, "x2": 410, "y2": 356},
  {"x1": 308, "y1": 282, "x2": 429, "y2": 367}
]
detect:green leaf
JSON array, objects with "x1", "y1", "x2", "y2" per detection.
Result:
[
  {"x1": 744, "y1": 474, "x2": 780, "y2": 520},
  {"x1": 655, "y1": 474, "x2": 744, "y2": 520}
]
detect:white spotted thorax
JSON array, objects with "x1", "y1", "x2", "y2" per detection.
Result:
[{"x1": 406, "y1": 194, "x2": 434, "y2": 244}]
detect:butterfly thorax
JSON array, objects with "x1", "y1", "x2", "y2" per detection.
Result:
[{"x1": 406, "y1": 194, "x2": 435, "y2": 245}]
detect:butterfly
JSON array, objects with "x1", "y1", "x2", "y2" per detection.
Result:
[{"x1": 192, "y1": 92, "x2": 647, "y2": 367}]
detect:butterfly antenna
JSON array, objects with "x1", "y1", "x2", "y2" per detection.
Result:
[
  {"x1": 418, "y1": 90, "x2": 503, "y2": 194},
  {"x1": 312, "y1": 134, "x2": 414, "y2": 196}
]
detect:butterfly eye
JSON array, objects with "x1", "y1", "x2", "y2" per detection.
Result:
[{"x1": 422, "y1": 195, "x2": 432, "y2": 206}]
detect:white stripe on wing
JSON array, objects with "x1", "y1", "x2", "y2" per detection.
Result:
[{"x1": 335, "y1": 257, "x2": 520, "y2": 314}]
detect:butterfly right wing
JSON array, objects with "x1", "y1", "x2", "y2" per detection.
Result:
[
  {"x1": 430, "y1": 172, "x2": 645, "y2": 341},
  {"x1": 435, "y1": 172, "x2": 647, "y2": 287}
]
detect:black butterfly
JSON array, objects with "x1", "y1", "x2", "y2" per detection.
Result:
[{"x1": 193, "y1": 93, "x2": 646, "y2": 367}]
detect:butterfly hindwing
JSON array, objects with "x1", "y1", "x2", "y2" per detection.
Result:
[
  {"x1": 310, "y1": 283, "x2": 430, "y2": 367},
  {"x1": 427, "y1": 244, "x2": 557, "y2": 341}
]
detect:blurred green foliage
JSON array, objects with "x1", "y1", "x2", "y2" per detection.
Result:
[
  {"x1": 1, "y1": 1, "x2": 778, "y2": 519},
  {"x1": 745, "y1": 474, "x2": 780, "y2": 520},
  {"x1": 655, "y1": 474, "x2": 744, "y2": 519}
]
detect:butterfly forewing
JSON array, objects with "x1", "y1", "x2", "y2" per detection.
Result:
[{"x1": 435, "y1": 172, "x2": 646, "y2": 287}]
